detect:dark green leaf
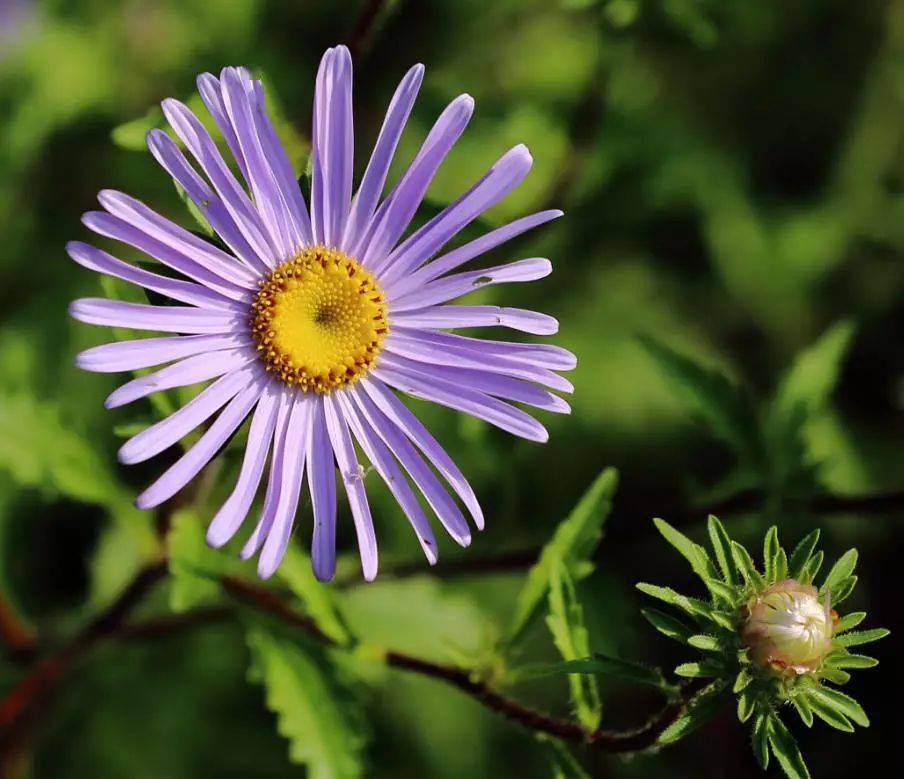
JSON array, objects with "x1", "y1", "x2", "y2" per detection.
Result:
[
  {"x1": 657, "y1": 682, "x2": 731, "y2": 744},
  {"x1": 641, "y1": 607, "x2": 695, "y2": 644},
  {"x1": 766, "y1": 714, "x2": 811, "y2": 779},
  {"x1": 751, "y1": 712, "x2": 770, "y2": 769}
]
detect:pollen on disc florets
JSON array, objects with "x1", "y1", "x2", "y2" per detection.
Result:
[{"x1": 250, "y1": 245, "x2": 389, "y2": 393}]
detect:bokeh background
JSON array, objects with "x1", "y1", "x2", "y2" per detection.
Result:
[{"x1": 1, "y1": 0, "x2": 902, "y2": 777}]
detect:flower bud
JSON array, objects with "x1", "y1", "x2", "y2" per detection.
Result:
[{"x1": 741, "y1": 579, "x2": 835, "y2": 674}]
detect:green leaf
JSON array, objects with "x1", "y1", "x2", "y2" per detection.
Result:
[
  {"x1": 641, "y1": 607, "x2": 695, "y2": 644},
  {"x1": 807, "y1": 686, "x2": 869, "y2": 727},
  {"x1": 110, "y1": 106, "x2": 163, "y2": 150},
  {"x1": 0, "y1": 393, "x2": 134, "y2": 511},
  {"x1": 818, "y1": 667, "x2": 850, "y2": 685},
  {"x1": 826, "y1": 652, "x2": 878, "y2": 670},
  {"x1": 834, "y1": 611, "x2": 866, "y2": 633},
  {"x1": 279, "y1": 547, "x2": 352, "y2": 646},
  {"x1": 820, "y1": 549, "x2": 857, "y2": 596},
  {"x1": 507, "y1": 468, "x2": 618, "y2": 646},
  {"x1": 635, "y1": 583, "x2": 714, "y2": 621},
  {"x1": 763, "y1": 526, "x2": 780, "y2": 581},
  {"x1": 653, "y1": 518, "x2": 720, "y2": 583},
  {"x1": 246, "y1": 627, "x2": 365, "y2": 779},
  {"x1": 657, "y1": 682, "x2": 731, "y2": 745},
  {"x1": 766, "y1": 714, "x2": 811, "y2": 779},
  {"x1": 541, "y1": 737, "x2": 592, "y2": 779},
  {"x1": 791, "y1": 695, "x2": 814, "y2": 727},
  {"x1": 798, "y1": 550, "x2": 824, "y2": 584},
  {"x1": 545, "y1": 563, "x2": 602, "y2": 731},
  {"x1": 736, "y1": 687, "x2": 755, "y2": 722},
  {"x1": 687, "y1": 634, "x2": 720, "y2": 651},
  {"x1": 730, "y1": 541, "x2": 764, "y2": 589},
  {"x1": 707, "y1": 515, "x2": 737, "y2": 584},
  {"x1": 803, "y1": 693, "x2": 854, "y2": 732},
  {"x1": 788, "y1": 529, "x2": 820, "y2": 580},
  {"x1": 519, "y1": 654, "x2": 678, "y2": 695},
  {"x1": 830, "y1": 576, "x2": 857, "y2": 606},
  {"x1": 676, "y1": 661, "x2": 721, "y2": 679},
  {"x1": 733, "y1": 668, "x2": 753, "y2": 693},
  {"x1": 834, "y1": 628, "x2": 890, "y2": 648},
  {"x1": 638, "y1": 336, "x2": 763, "y2": 462},
  {"x1": 751, "y1": 712, "x2": 770, "y2": 769}
]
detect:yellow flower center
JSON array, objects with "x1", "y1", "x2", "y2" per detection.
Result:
[{"x1": 249, "y1": 246, "x2": 388, "y2": 393}]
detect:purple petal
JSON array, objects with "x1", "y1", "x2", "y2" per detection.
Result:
[
  {"x1": 390, "y1": 257, "x2": 551, "y2": 311},
  {"x1": 311, "y1": 46, "x2": 354, "y2": 247},
  {"x1": 376, "y1": 145, "x2": 533, "y2": 284},
  {"x1": 324, "y1": 393, "x2": 378, "y2": 581},
  {"x1": 378, "y1": 352, "x2": 570, "y2": 414},
  {"x1": 337, "y1": 390, "x2": 438, "y2": 563},
  {"x1": 389, "y1": 210, "x2": 563, "y2": 300},
  {"x1": 67, "y1": 240, "x2": 242, "y2": 311},
  {"x1": 69, "y1": 298, "x2": 244, "y2": 334},
  {"x1": 207, "y1": 383, "x2": 281, "y2": 547},
  {"x1": 390, "y1": 305, "x2": 559, "y2": 335},
  {"x1": 307, "y1": 397, "x2": 338, "y2": 582},
  {"x1": 258, "y1": 393, "x2": 312, "y2": 579},
  {"x1": 372, "y1": 364, "x2": 549, "y2": 443},
  {"x1": 136, "y1": 377, "x2": 265, "y2": 509},
  {"x1": 145, "y1": 128, "x2": 274, "y2": 272},
  {"x1": 347, "y1": 386, "x2": 471, "y2": 546},
  {"x1": 384, "y1": 329, "x2": 573, "y2": 393},
  {"x1": 75, "y1": 333, "x2": 253, "y2": 374},
  {"x1": 219, "y1": 68, "x2": 297, "y2": 258},
  {"x1": 118, "y1": 364, "x2": 260, "y2": 464},
  {"x1": 197, "y1": 72, "x2": 251, "y2": 182},
  {"x1": 161, "y1": 100, "x2": 279, "y2": 268},
  {"x1": 104, "y1": 347, "x2": 255, "y2": 409},
  {"x1": 241, "y1": 392, "x2": 293, "y2": 559},
  {"x1": 356, "y1": 94, "x2": 474, "y2": 266},
  {"x1": 342, "y1": 64, "x2": 424, "y2": 251},
  {"x1": 90, "y1": 194, "x2": 258, "y2": 294}
]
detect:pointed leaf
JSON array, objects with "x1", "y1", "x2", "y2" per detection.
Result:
[
  {"x1": 820, "y1": 549, "x2": 858, "y2": 596},
  {"x1": 766, "y1": 714, "x2": 811, "y2": 779},
  {"x1": 731, "y1": 541, "x2": 764, "y2": 589},
  {"x1": 707, "y1": 515, "x2": 737, "y2": 584},
  {"x1": 641, "y1": 608, "x2": 695, "y2": 644},
  {"x1": 788, "y1": 529, "x2": 820, "y2": 580},
  {"x1": 763, "y1": 526, "x2": 780, "y2": 581},
  {"x1": 751, "y1": 712, "x2": 770, "y2": 769},
  {"x1": 834, "y1": 628, "x2": 889, "y2": 648},
  {"x1": 833, "y1": 611, "x2": 866, "y2": 633},
  {"x1": 657, "y1": 682, "x2": 731, "y2": 745}
]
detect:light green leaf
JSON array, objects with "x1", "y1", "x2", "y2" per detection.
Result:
[
  {"x1": 247, "y1": 627, "x2": 365, "y2": 779},
  {"x1": 279, "y1": 547, "x2": 352, "y2": 646},
  {"x1": 545, "y1": 563, "x2": 602, "y2": 731},
  {"x1": 825, "y1": 653, "x2": 877, "y2": 669},
  {"x1": 688, "y1": 634, "x2": 720, "y2": 651},
  {"x1": 830, "y1": 576, "x2": 857, "y2": 606},
  {"x1": 803, "y1": 693, "x2": 854, "y2": 732},
  {"x1": 798, "y1": 550, "x2": 824, "y2": 584},
  {"x1": 635, "y1": 583, "x2": 713, "y2": 621},
  {"x1": 110, "y1": 106, "x2": 163, "y2": 151},
  {"x1": 507, "y1": 468, "x2": 618, "y2": 646},
  {"x1": 834, "y1": 628, "x2": 890, "y2": 648},
  {"x1": 676, "y1": 661, "x2": 721, "y2": 679},
  {"x1": 820, "y1": 549, "x2": 857, "y2": 596},
  {"x1": 736, "y1": 688, "x2": 755, "y2": 722},
  {"x1": 788, "y1": 529, "x2": 820, "y2": 580},
  {"x1": 833, "y1": 611, "x2": 866, "y2": 633},
  {"x1": 791, "y1": 695, "x2": 814, "y2": 727},
  {"x1": 733, "y1": 668, "x2": 753, "y2": 693},
  {"x1": 638, "y1": 336, "x2": 763, "y2": 462},
  {"x1": 730, "y1": 541, "x2": 764, "y2": 589},
  {"x1": 807, "y1": 686, "x2": 869, "y2": 727},
  {"x1": 641, "y1": 607, "x2": 696, "y2": 644},
  {"x1": 766, "y1": 714, "x2": 811, "y2": 779},
  {"x1": 751, "y1": 712, "x2": 770, "y2": 769},
  {"x1": 653, "y1": 518, "x2": 721, "y2": 589},
  {"x1": 707, "y1": 515, "x2": 737, "y2": 584}
]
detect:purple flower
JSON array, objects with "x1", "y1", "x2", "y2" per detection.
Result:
[{"x1": 69, "y1": 46, "x2": 574, "y2": 581}]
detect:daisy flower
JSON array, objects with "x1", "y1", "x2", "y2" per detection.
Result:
[{"x1": 69, "y1": 45, "x2": 575, "y2": 581}]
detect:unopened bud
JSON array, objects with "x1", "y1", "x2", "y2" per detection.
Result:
[{"x1": 741, "y1": 579, "x2": 835, "y2": 674}]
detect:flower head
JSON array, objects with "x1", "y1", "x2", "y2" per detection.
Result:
[
  {"x1": 69, "y1": 46, "x2": 574, "y2": 581},
  {"x1": 741, "y1": 579, "x2": 834, "y2": 673}
]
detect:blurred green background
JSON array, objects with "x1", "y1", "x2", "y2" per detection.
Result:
[{"x1": 1, "y1": 0, "x2": 902, "y2": 777}]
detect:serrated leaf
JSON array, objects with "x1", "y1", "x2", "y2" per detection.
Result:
[
  {"x1": 834, "y1": 628, "x2": 890, "y2": 648},
  {"x1": 279, "y1": 547, "x2": 352, "y2": 646},
  {"x1": 830, "y1": 576, "x2": 857, "y2": 606},
  {"x1": 820, "y1": 549, "x2": 857, "y2": 596},
  {"x1": 833, "y1": 611, "x2": 866, "y2": 633},
  {"x1": 791, "y1": 695, "x2": 814, "y2": 727},
  {"x1": 545, "y1": 563, "x2": 602, "y2": 731},
  {"x1": 826, "y1": 652, "x2": 878, "y2": 669},
  {"x1": 707, "y1": 515, "x2": 737, "y2": 584},
  {"x1": 766, "y1": 714, "x2": 811, "y2": 779},
  {"x1": 641, "y1": 607, "x2": 695, "y2": 644},
  {"x1": 798, "y1": 551, "x2": 823, "y2": 584},
  {"x1": 653, "y1": 518, "x2": 720, "y2": 584},
  {"x1": 774, "y1": 547, "x2": 788, "y2": 581},
  {"x1": 246, "y1": 627, "x2": 365, "y2": 779},
  {"x1": 730, "y1": 541, "x2": 764, "y2": 589},
  {"x1": 638, "y1": 336, "x2": 763, "y2": 462},
  {"x1": 736, "y1": 688, "x2": 755, "y2": 722},
  {"x1": 519, "y1": 654, "x2": 678, "y2": 695},
  {"x1": 788, "y1": 529, "x2": 820, "y2": 580},
  {"x1": 803, "y1": 693, "x2": 854, "y2": 732},
  {"x1": 807, "y1": 686, "x2": 869, "y2": 727},
  {"x1": 752, "y1": 712, "x2": 770, "y2": 769},
  {"x1": 688, "y1": 634, "x2": 720, "y2": 651},
  {"x1": 635, "y1": 583, "x2": 713, "y2": 621},
  {"x1": 507, "y1": 468, "x2": 617, "y2": 646},
  {"x1": 657, "y1": 682, "x2": 731, "y2": 745}
]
